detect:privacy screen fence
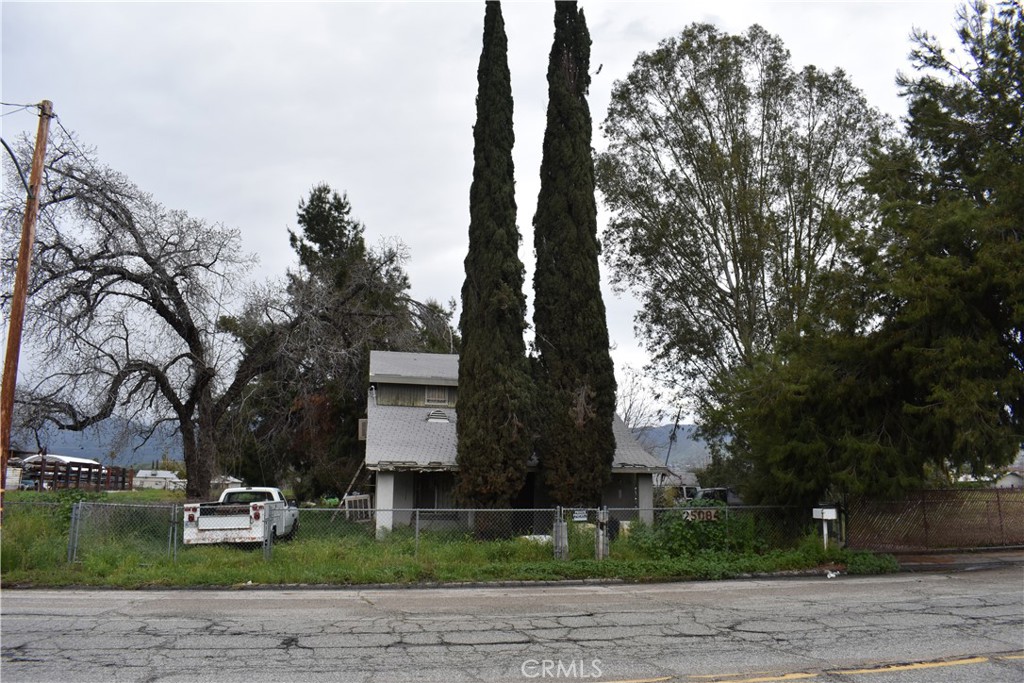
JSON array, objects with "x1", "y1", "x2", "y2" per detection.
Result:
[
  {"x1": 846, "y1": 488, "x2": 1024, "y2": 552},
  {"x1": 5, "y1": 489, "x2": 1020, "y2": 569}
]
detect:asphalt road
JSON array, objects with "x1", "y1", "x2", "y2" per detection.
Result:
[{"x1": 2, "y1": 567, "x2": 1022, "y2": 683}]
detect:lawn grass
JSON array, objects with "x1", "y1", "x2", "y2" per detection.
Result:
[{"x1": 1, "y1": 501, "x2": 896, "y2": 588}]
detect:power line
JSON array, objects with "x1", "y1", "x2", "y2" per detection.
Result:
[
  {"x1": 1, "y1": 101, "x2": 45, "y2": 119},
  {"x1": 51, "y1": 112, "x2": 103, "y2": 177},
  {"x1": 1, "y1": 105, "x2": 36, "y2": 118}
]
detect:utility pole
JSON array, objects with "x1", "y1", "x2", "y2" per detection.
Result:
[{"x1": 1, "y1": 100, "x2": 53, "y2": 518}]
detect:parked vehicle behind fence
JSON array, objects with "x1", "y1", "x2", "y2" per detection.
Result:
[{"x1": 183, "y1": 487, "x2": 298, "y2": 545}]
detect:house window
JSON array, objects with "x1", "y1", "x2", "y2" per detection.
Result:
[
  {"x1": 425, "y1": 385, "x2": 448, "y2": 405},
  {"x1": 415, "y1": 472, "x2": 456, "y2": 509}
]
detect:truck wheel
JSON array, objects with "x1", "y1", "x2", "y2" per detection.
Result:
[{"x1": 284, "y1": 519, "x2": 299, "y2": 540}]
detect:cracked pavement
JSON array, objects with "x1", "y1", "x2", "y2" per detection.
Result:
[{"x1": 2, "y1": 567, "x2": 1022, "y2": 682}]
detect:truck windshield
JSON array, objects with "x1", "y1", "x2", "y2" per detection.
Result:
[{"x1": 222, "y1": 491, "x2": 272, "y2": 504}]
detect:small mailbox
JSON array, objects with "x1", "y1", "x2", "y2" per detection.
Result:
[{"x1": 812, "y1": 507, "x2": 838, "y2": 520}]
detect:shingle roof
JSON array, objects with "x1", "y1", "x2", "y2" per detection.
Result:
[
  {"x1": 365, "y1": 394, "x2": 666, "y2": 474},
  {"x1": 365, "y1": 398, "x2": 458, "y2": 470},
  {"x1": 611, "y1": 416, "x2": 668, "y2": 472},
  {"x1": 369, "y1": 351, "x2": 458, "y2": 387}
]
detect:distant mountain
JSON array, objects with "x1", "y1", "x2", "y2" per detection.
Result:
[
  {"x1": 12, "y1": 415, "x2": 717, "y2": 475},
  {"x1": 632, "y1": 423, "x2": 711, "y2": 472},
  {"x1": 11, "y1": 418, "x2": 183, "y2": 469}
]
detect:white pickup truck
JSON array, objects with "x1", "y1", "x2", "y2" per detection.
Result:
[{"x1": 183, "y1": 487, "x2": 299, "y2": 545}]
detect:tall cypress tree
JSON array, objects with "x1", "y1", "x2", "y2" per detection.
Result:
[
  {"x1": 532, "y1": 1, "x2": 616, "y2": 506},
  {"x1": 456, "y1": 1, "x2": 533, "y2": 507}
]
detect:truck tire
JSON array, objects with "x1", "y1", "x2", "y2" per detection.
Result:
[{"x1": 284, "y1": 519, "x2": 298, "y2": 540}]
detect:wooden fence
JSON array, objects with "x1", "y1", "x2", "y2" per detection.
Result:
[{"x1": 21, "y1": 462, "x2": 133, "y2": 492}]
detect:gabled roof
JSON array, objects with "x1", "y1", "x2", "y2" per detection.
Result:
[
  {"x1": 369, "y1": 351, "x2": 458, "y2": 387},
  {"x1": 610, "y1": 417, "x2": 668, "y2": 472}
]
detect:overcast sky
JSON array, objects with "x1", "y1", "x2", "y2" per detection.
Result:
[{"x1": 2, "y1": 0, "x2": 962, "y2": 415}]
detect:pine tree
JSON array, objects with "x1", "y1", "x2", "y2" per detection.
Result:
[
  {"x1": 455, "y1": 1, "x2": 533, "y2": 507},
  {"x1": 532, "y1": 1, "x2": 616, "y2": 506}
]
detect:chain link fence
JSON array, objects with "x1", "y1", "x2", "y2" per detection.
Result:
[
  {"x1": 68, "y1": 502, "x2": 181, "y2": 564},
  {"x1": 847, "y1": 489, "x2": 1024, "y2": 551},
  {"x1": 47, "y1": 502, "x2": 815, "y2": 565},
  {"x1": 7, "y1": 493, "x2": 1019, "y2": 574}
]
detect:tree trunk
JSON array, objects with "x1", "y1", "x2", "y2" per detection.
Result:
[{"x1": 182, "y1": 402, "x2": 215, "y2": 501}]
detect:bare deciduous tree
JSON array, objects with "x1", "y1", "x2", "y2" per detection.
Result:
[
  {"x1": 615, "y1": 365, "x2": 667, "y2": 455},
  {"x1": 2, "y1": 130, "x2": 283, "y2": 498}
]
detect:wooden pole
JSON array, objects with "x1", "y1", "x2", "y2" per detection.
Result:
[{"x1": 0, "y1": 100, "x2": 53, "y2": 517}]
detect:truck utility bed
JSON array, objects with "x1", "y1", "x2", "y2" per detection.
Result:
[{"x1": 183, "y1": 487, "x2": 298, "y2": 545}]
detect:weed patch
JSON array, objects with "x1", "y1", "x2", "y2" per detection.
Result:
[{"x1": 2, "y1": 503, "x2": 900, "y2": 587}]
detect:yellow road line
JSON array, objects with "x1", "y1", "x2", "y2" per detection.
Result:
[
  {"x1": 685, "y1": 651, "x2": 1017, "y2": 682},
  {"x1": 687, "y1": 674, "x2": 817, "y2": 683},
  {"x1": 834, "y1": 655, "x2": 989, "y2": 675}
]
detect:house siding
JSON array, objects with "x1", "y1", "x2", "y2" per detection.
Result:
[{"x1": 376, "y1": 383, "x2": 457, "y2": 408}]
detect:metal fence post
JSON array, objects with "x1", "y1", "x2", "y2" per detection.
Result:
[
  {"x1": 415, "y1": 509, "x2": 420, "y2": 557},
  {"x1": 595, "y1": 507, "x2": 609, "y2": 560},
  {"x1": 263, "y1": 514, "x2": 273, "y2": 561},
  {"x1": 167, "y1": 505, "x2": 174, "y2": 560},
  {"x1": 175, "y1": 504, "x2": 181, "y2": 563},
  {"x1": 66, "y1": 501, "x2": 80, "y2": 564},
  {"x1": 169, "y1": 504, "x2": 180, "y2": 562},
  {"x1": 553, "y1": 506, "x2": 568, "y2": 560}
]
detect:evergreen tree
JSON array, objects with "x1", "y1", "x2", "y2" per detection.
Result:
[
  {"x1": 221, "y1": 184, "x2": 457, "y2": 499},
  {"x1": 532, "y1": 1, "x2": 617, "y2": 506},
  {"x1": 456, "y1": 1, "x2": 533, "y2": 507},
  {"x1": 724, "y1": 1, "x2": 1023, "y2": 504}
]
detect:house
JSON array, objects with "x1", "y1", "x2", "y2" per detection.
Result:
[
  {"x1": 133, "y1": 469, "x2": 185, "y2": 491},
  {"x1": 212, "y1": 474, "x2": 244, "y2": 491},
  {"x1": 995, "y1": 469, "x2": 1024, "y2": 489},
  {"x1": 365, "y1": 350, "x2": 666, "y2": 535}
]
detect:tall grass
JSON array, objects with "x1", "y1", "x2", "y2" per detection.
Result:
[
  {"x1": 2, "y1": 503, "x2": 69, "y2": 573},
  {"x1": 2, "y1": 501, "x2": 897, "y2": 588}
]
